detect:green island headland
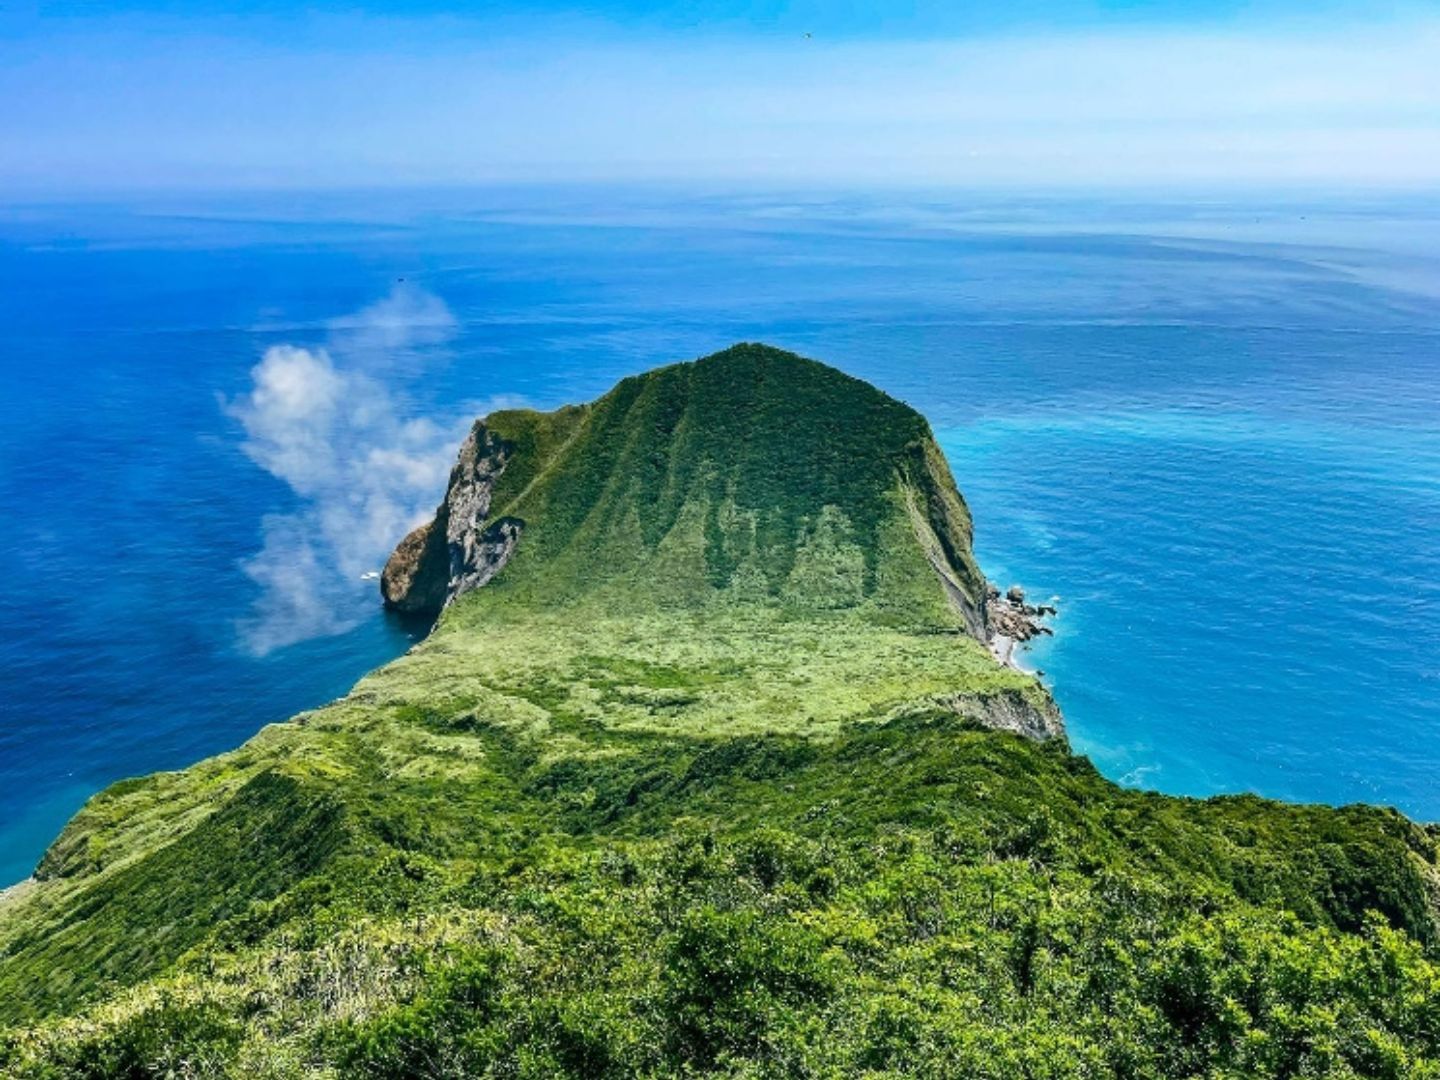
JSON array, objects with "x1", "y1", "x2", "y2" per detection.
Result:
[{"x1": 2, "y1": 344, "x2": 1437, "y2": 1078}]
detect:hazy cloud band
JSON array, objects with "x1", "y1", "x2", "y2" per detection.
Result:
[{"x1": 3, "y1": 16, "x2": 1438, "y2": 190}]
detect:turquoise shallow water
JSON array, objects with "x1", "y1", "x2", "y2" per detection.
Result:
[
  {"x1": 1, "y1": 189, "x2": 1438, "y2": 885},
  {"x1": 942, "y1": 394, "x2": 1440, "y2": 807}
]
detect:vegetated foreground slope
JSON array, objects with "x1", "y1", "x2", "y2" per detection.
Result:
[{"x1": 3, "y1": 345, "x2": 1439, "y2": 1078}]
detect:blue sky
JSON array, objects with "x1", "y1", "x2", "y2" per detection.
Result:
[
  {"x1": 2, "y1": 1, "x2": 1438, "y2": 192},
  {"x1": 2, "y1": 0, "x2": 1417, "y2": 36}
]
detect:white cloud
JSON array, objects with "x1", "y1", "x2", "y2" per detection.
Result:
[
  {"x1": 237, "y1": 513, "x2": 359, "y2": 654},
  {"x1": 328, "y1": 283, "x2": 459, "y2": 368},
  {"x1": 224, "y1": 285, "x2": 488, "y2": 656}
]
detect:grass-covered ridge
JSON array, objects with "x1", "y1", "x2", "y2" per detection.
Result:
[
  {"x1": 3, "y1": 345, "x2": 1439, "y2": 1077},
  {"x1": 403, "y1": 343, "x2": 992, "y2": 634}
]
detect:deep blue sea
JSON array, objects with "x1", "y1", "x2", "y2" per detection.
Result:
[{"x1": 2, "y1": 188, "x2": 1438, "y2": 886}]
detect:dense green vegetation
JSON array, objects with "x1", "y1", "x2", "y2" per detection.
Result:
[
  {"x1": 2, "y1": 345, "x2": 1438, "y2": 1077},
  {"x1": 3, "y1": 713, "x2": 1438, "y2": 1077},
  {"x1": 465, "y1": 344, "x2": 990, "y2": 634}
]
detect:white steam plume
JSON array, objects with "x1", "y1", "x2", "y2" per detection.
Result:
[{"x1": 224, "y1": 284, "x2": 511, "y2": 656}]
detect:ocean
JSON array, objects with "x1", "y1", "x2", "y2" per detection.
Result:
[{"x1": 2, "y1": 187, "x2": 1437, "y2": 886}]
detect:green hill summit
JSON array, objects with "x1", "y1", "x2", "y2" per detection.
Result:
[
  {"x1": 382, "y1": 343, "x2": 991, "y2": 634},
  {"x1": 3, "y1": 345, "x2": 1439, "y2": 1078}
]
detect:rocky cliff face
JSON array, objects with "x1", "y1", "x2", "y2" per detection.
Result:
[
  {"x1": 937, "y1": 686, "x2": 1065, "y2": 742},
  {"x1": 379, "y1": 521, "x2": 448, "y2": 614},
  {"x1": 381, "y1": 423, "x2": 522, "y2": 615}
]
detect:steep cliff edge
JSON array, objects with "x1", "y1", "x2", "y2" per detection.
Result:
[{"x1": 380, "y1": 424, "x2": 520, "y2": 614}]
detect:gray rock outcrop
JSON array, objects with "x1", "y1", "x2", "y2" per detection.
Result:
[
  {"x1": 937, "y1": 687, "x2": 1066, "y2": 743},
  {"x1": 381, "y1": 422, "x2": 522, "y2": 616}
]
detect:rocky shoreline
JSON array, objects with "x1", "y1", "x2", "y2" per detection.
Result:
[
  {"x1": 0, "y1": 877, "x2": 35, "y2": 908},
  {"x1": 986, "y1": 583, "x2": 1055, "y2": 670}
]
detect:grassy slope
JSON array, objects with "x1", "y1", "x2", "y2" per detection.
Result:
[
  {"x1": 464, "y1": 344, "x2": 990, "y2": 632},
  {"x1": 3, "y1": 345, "x2": 1439, "y2": 1077}
]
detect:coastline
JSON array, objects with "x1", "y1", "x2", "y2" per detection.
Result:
[
  {"x1": 986, "y1": 584, "x2": 1053, "y2": 676},
  {"x1": 0, "y1": 877, "x2": 35, "y2": 909},
  {"x1": 990, "y1": 633, "x2": 1038, "y2": 674}
]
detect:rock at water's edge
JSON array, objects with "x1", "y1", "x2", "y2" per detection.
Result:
[
  {"x1": 986, "y1": 583, "x2": 1055, "y2": 650},
  {"x1": 381, "y1": 520, "x2": 448, "y2": 614},
  {"x1": 381, "y1": 421, "x2": 519, "y2": 616}
]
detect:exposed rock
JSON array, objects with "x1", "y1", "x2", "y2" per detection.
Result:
[
  {"x1": 439, "y1": 424, "x2": 522, "y2": 604},
  {"x1": 381, "y1": 422, "x2": 521, "y2": 616},
  {"x1": 381, "y1": 520, "x2": 447, "y2": 614},
  {"x1": 936, "y1": 687, "x2": 1066, "y2": 743},
  {"x1": 0, "y1": 877, "x2": 35, "y2": 909},
  {"x1": 899, "y1": 438, "x2": 991, "y2": 641},
  {"x1": 452, "y1": 517, "x2": 523, "y2": 597},
  {"x1": 985, "y1": 583, "x2": 1056, "y2": 665},
  {"x1": 440, "y1": 425, "x2": 511, "y2": 562}
]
